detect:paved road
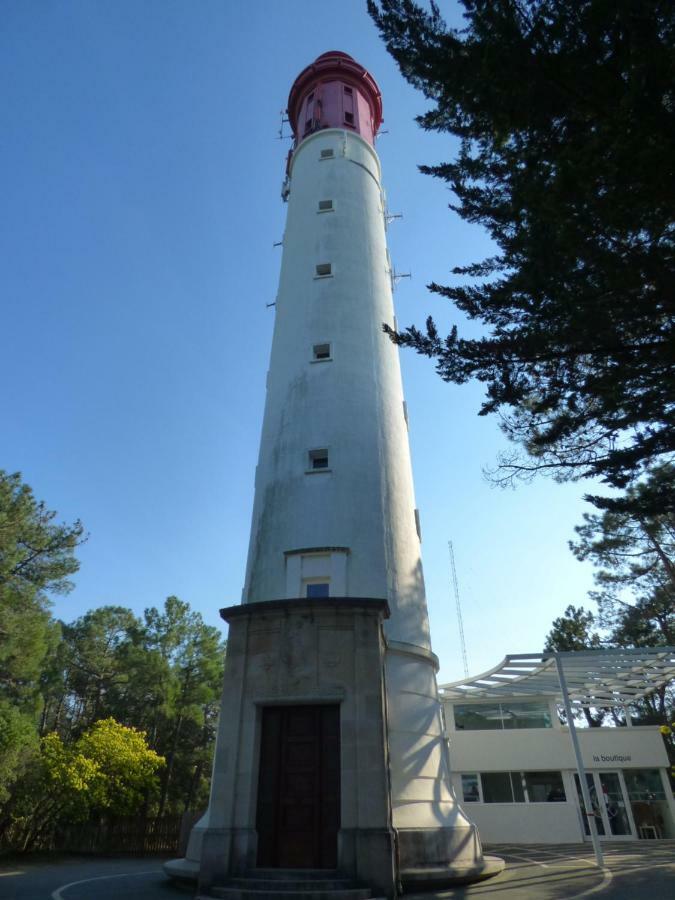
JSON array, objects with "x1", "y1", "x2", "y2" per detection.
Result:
[
  {"x1": 1, "y1": 843, "x2": 674, "y2": 899},
  {"x1": 0, "y1": 857, "x2": 183, "y2": 900},
  {"x1": 407, "y1": 842, "x2": 675, "y2": 900}
]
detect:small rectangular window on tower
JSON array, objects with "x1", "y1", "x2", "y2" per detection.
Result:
[
  {"x1": 344, "y1": 86, "x2": 353, "y2": 94},
  {"x1": 318, "y1": 199, "x2": 333, "y2": 212},
  {"x1": 312, "y1": 343, "x2": 331, "y2": 361},
  {"x1": 315, "y1": 263, "x2": 332, "y2": 277},
  {"x1": 344, "y1": 112, "x2": 354, "y2": 125},
  {"x1": 320, "y1": 148, "x2": 334, "y2": 159},
  {"x1": 308, "y1": 449, "x2": 329, "y2": 471}
]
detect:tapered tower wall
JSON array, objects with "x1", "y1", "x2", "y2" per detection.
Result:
[
  {"x1": 242, "y1": 127, "x2": 430, "y2": 652},
  {"x1": 164, "y1": 51, "x2": 501, "y2": 897}
]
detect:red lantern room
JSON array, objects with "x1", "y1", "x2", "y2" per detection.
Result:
[{"x1": 287, "y1": 51, "x2": 383, "y2": 149}]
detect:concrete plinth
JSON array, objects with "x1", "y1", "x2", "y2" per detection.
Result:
[{"x1": 165, "y1": 598, "x2": 398, "y2": 899}]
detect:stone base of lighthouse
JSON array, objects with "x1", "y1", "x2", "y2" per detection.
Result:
[{"x1": 164, "y1": 598, "x2": 501, "y2": 897}]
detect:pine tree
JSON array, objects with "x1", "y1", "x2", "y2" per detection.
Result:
[
  {"x1": 571, "y1": 465, "x2": 675, "y2": 645},
  {"x1": 368, "y1": 0, "x2": 675, "y2": 514}
]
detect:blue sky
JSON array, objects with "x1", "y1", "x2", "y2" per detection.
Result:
[{"x1": 2, "y1": 1, "x2": 603, "y2": 682}]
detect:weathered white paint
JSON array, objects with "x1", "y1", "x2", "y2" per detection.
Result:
[
  {"x1": 167, "y1": 126, "x2": 483, "y2": 887},
  {"x1": 241, "y1": 127, "x2": 476, "y2": 840},
  {"x1": 242, "y1": 129, "x2": 428, "y2": 645}
]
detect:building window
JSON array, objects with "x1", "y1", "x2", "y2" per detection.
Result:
[
  {"x1": 461, "y1": 774, "x2": 480, "y2": 803},
  {"x1": 453, "y1": 701, "x2": 552, "y2": 731},
  {"x1": 468, "y1": 771, "x2": 566, "y2": 804},
  {"x1": 523, "y1": 771, "x2": 566, "y2": 802},
  {"x1": 454, "y1": 704, "x2": 503, "y2": 730},
  {"x1": 305, "y1": 580, "x2": 329, "y2": 599},
  {"x1": 344, "y1": 112, "x2": 354, "y2": 125},
  {"x1": 344, "y1": 86, "x2": 353, "y2": 95},
  {"x1": 312, "y1": 343, "x2": 331, "y2": 361},
  {"x1": 624, "y1": 768, "x2": 666, "y2": 802},
  {"x1": 308, "y1": 449, "x2": 329, "y2": 471},
  {"x1": 318, "y1": 199, "x2": 334, "y2": 212},
  {"x1": 501, "y1": 701, "x2": 552, "y2": 729},
  {"x1": 320, "y1": 148, "x2": 334, "y2": 159},
  {"x1": 315, "y1": 262, "x2": 332, "y2": 277},
  {"x1": 481, "y1": 772, "x2": 525, "y2": 804}
]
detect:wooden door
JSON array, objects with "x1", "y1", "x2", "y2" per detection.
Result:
[{"x1": 256, "y1": 705, "x2": 340, "y2": 868}]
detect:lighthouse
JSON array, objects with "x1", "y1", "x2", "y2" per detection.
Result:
[{"x1": 166, "y1": 52, "x2": 500, "y2": 897}]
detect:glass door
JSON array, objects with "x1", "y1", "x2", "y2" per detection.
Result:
[
  {"x1": 574, "y1": 772, "x2": 637, "y2": 840},
  {"x1": 574, "y1": 773, "x2": 606, "y2": 836},
  {"x1": 598, "y1": 771, "x2": 635, "y2": 837},
  {"x1": 575, "y1": 771, "x2": 636, "y2": 839}
]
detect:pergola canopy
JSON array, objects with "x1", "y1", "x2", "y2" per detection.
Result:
[{"x1": 439, "y1": 647, "x2": 675, "y2": 708}]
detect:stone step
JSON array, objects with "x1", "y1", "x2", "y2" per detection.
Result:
[
  {"x1": 245, "y1": 869, "x2": 342, "y2": 880},
  {"x1": 227, "y1": 878, "x2": 354, "y2": 890},
  {"x1": 204, "y1": 889, "x2": 372, "y2": 900}
]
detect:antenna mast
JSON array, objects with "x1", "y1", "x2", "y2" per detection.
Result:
[{"x1": 449, "y1": 541, "x2": 469, "y2": 678}]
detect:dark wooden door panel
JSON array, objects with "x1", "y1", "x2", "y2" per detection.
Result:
[
  {"x1": 318, "y1": 705, "x2": 340, "y2": 868},
  {"x1": 256, "y1": 705, "x2": 340, "y2": 868},
  {"x1": 255, "y1": 706, "x2": 283, "y2": 867}
]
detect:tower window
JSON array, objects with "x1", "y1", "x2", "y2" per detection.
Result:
[
  {"x1": 320, "y1": 148, "x2": 334, "y2": 159},
  {"x1": 312, "y1": 343, "x2": 331, "y2": 361},
  {"x1": 343, "y1": 84, "x2": 354, "y2": 127},
  {"x1": 308, "y1": 449, "x2": 329, "y2": 471},
  {"x1": 305, "y1": 581, "x2": 329, "y2": 599},
  {"x1": 284, "y1": 548, "x2": 348, "y2": 598},
  {"x1": 318, "y1": 199, "x2": 333, "y2": 212},
  {"x1": 315, "y1": 262, "x2": 332, "y2": 277}
]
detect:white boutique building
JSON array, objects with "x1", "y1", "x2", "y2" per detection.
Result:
[{"x1": 440, "y1": 649, "x2": 675, "y2": 850}]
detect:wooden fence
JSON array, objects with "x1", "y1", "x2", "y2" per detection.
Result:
[{"x1": 54, "y1": 814, "x2": 185, "y2": 855}]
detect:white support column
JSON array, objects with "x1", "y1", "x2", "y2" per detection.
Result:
[{"x1": 555, "y1": 655, "x2": 604, "y2": 868}]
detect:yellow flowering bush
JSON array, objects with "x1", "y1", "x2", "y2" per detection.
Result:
[{"x1": 41, "y1": 718, "x2": 165, "y2": 821}]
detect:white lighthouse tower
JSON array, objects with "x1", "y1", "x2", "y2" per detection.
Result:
[{"x1": 167, "y1": 52, "x2": 501, "y2": 898}]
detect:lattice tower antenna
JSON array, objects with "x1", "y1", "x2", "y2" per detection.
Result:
[{"x1": 449, "y1": 541, "x2": 469, "y2": 678}]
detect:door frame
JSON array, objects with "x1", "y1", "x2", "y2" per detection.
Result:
[
  {"x1": 254, "y1": 702, "x2": 341, "y2": 868},
  {"x1": 576, "y1": 769, "x2": 637, "y2": 841},
  {"x1": 596, "y1": 770, "x2": 637, "y2": 840}
]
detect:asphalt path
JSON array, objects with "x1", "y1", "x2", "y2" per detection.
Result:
[
  {"x1": 0, "y1": 843, "x2": 674, "y2": 900},
  {"x1": 406, "y1": 842, "x2": 675, "y2": 900},
  {"x1": 0, "y1": 857, "x2": 183, "y2": 900}
]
